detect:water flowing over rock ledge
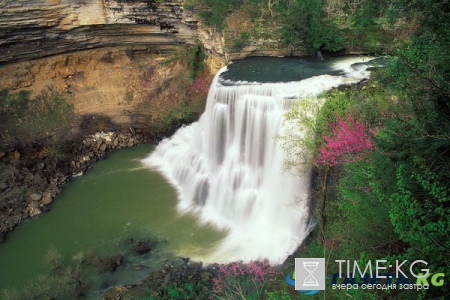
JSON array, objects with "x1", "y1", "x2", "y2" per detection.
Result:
[
  {"x1": 0, "y1": 128, "x2": 152, "y2": 240},
  {"x1": 144, "y1": 56, "x2": 376, "y2": 264}
]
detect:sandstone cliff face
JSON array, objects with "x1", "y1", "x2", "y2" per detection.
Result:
[
  {"x1": 0, "y1": 0, "x2": 200, "y2": 64},
  {"x1": 0, "y1": 0, "x2": 226, "y2": 133},
  {"x1": 0, "y1": 47, "x2": 210, "y2": 130}
]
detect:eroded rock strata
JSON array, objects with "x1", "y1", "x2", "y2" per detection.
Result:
[
  {"x1": 0, "y1": 130, "x2": 152, "y2": 240},
  {"x1": 0, "y1": 0, "x2": 200, "y2": 64}
]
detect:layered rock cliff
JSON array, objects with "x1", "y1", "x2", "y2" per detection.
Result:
[
  {"x1": 0, "y1": 0, "x2": 227, "y2": 132},
  {"x1": 0, "y1": 0, "x2": 203, "y2": 64}
]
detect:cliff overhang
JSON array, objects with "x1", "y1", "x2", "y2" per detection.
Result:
[{"x1": 0, "y1": 0, "x2": 200, "y2": 65}]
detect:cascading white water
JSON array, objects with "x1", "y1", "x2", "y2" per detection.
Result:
[{"x1": 143, "y1": 56, "x2": 374, "y2": 264}]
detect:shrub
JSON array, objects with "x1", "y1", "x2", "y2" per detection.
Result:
[
  {"x1": 315, "y1": 115, "x2": 375, "y2": 166},
  {"x1": 0, "y1": 87, "x2": 75, "y2": 148},
  {"x1": 212, "y1": 262, "x2": 280, "y2": 300}
]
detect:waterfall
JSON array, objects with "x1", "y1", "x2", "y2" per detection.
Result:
[
  {"x1": 316, "y1": 49, "x2": 324, "y2": 60},
  {"x1": 143, "y1": 56, "x2": 373, "y2": 264}
]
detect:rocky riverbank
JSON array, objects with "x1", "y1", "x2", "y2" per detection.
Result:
[
  {"x1": 0, "y1": 128, "x2": 152, "y2": 240},
  {"x1": 104, "y1": 260, "x2": 218, "y2": 299}
]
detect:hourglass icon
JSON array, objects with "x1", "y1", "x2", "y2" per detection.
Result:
[{"x1": 302, "y1": 261, "x2": 319, "y2": 286}]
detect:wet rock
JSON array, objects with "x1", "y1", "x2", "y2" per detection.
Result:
[
  {"x1": 0, "y1": 129, "x2": 153, "y2": 240},
  {"x1": 104, "y1": 285, "x2": 130, "y2": 300},
  {"x1": 187, "y1": 261, "x2": 203, "y2": 269},
  {"x1": 24, "y1": 173, "x2": 35, "y2": 182},
  {"x1": 169, "y1": 258, "x2": 186, "y2": 268},
  {"x1": 132, "y1": 240, "x2": 156, "y2": 255},
  {"x1": 96, "y1": 140, "x2": 103, "y2": 149},
  {"x1": 96, "y1": 254, "x2": 124, "y2": 273},
  {"x1": 41, "y1": 192, "x2": 53, "y2": 205},
  {"x1": 29, "y1": 193, "x2": 42, "y2": 201},
  {"x1": 13, "y1": 149, "x2": 21, "y2": 160},
  {"x1": 0, "y1": 182, "x2": 7, "y2": 190},
  {"x1": 164, "y1": 273, "x2": 171, "y2": 284},
  {"x1": 200, "y1": 271, "x2": 212, "y2": 280},
  {"x1": 181, "y1": 257, "x2": 190, "y2": 264},
  {"x1": 27, "y1": 202, "x2": 42, "y2": 217}
]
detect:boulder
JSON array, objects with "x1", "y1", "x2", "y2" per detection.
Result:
[
  {"x1": 132, "y1": 240, "x2": 156, "y2": 255},
  {"x1": 27, "y1": 202, "x2": 42, "y2": 217},
  {"x1": 169, "y1": 258, "x2": 186, "y2": 268},
  {"x1": 97, "y1": 254, "x2": 124, "y2": 273},
  {"x1": 100, "y1": 143, "x2": 107, "y2": 152},
  {"x1": 29, "y1": 193, "x2": 42, "y2": 201},
  {"x1": 13, "y1": 149, "x2": 21, "y2": 160},
  {"x1": 104, "y1": 285, "x2": 130, "y2": 300},
  {"x1": 41, "y1": 192, "x2": 53, "y2": 205},
  {"x1": 134, "y1": 264, "x2": 145, "y2": 270}
]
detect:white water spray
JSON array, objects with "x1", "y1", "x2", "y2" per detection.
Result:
[{"x1": 143, "y1": 56, "x2": 374, "y2": 264}]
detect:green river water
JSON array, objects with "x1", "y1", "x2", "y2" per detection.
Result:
[{"x1": 0, "y1": 144, "x2": 225, "y2": 296}]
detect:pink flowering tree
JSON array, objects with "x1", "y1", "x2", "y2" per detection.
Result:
[
  {"x1": 313, "y1": 114, "x2": 376, "y2": 243},
  {"x1": 315, "y1": 115, "x2": 375, "y2": 166},
  {"x1": 189, "y1": 76, "x2": 210, "y2": 94},
  {"x1": 211, "y1": 262, "x2": 280, "y2": 300}
]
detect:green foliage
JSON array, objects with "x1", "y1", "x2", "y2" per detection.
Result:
[
  {"x1": 387, "y1": 160, "x2": 449, "y2": 271},
  {"x1": 159, "y1": 103, "x2": 205, "y2": 132},
  {"x1": 156, "y1": 282, "x2": 197, "y2": 299},
  {"x1": 278, "y1": 97, "x2": 325, "y2": 172},
  {"x1": 282, "y1": 0, "x2": 344, "y2": 53},
  {"x1": 334, "y1": 161, "x2": 399, "y2": 259},
  {"x1": 212, "y1": 262, "x2": 280, "y2": 300},
  {"x1": 135, "y1": 281, "x2": 210, "y2": 300},
  {"x1": 162, "y1": 45, "x2": 207, "y2": 80},
  {"x1": 188, "y1": 45, "x2": 207, "y2": 80},
  {"x1": 338, "y1": 1, "x2": 396, "y2": 53},
  {"x1": 279, "y1": 84, "x2": 392, "y2": 171},
  {"x1": 265, "y1": 288, "x2": 292, "y2": 300},
  {"x1": 314, "y1": 90, "x2": 352, "y2": 142},
  {"x1": 195, "y1": 0, "x2": 244, "y2": 29},
  {"x1": 40, "y1": 143, "x2": 67, "y2": 162},
  {"x1": 0, "y1": 87, "x2": 75, "y2": 148},
  {"x1": 192, "y1": 0, "x2": 408, "y2": 54},
  {"x1": 369, "y1": 2, "x2": 450, "y2": 288},
  {"x1": 231, "y1": 32, "x2": 250, "y2": 51},
  {"x1": 280, "y1": 2, "x2": 450, "y2": 297}
]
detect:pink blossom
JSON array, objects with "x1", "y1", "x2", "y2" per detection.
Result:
[
  {"x1": 211, "y1": 262, "x2": 281, "y2": 297},
  {"x1": 189, "y1": 77, "x2": 210, "y2": 94},
  {"x1": 315, "y1": 115, "x2": 375, "y2": 166}
]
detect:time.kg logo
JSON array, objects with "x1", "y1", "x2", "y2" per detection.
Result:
[{"x1": 286, "y1": 258, "x2": 326, "y2": 295}]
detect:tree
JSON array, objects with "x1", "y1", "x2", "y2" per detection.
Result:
[
  {"x1": 282, "y1": 0, "x2": 343, "y2": 53},
  {"x1": 315, "y1": 115, "x2": 375, "y2": 166}
]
